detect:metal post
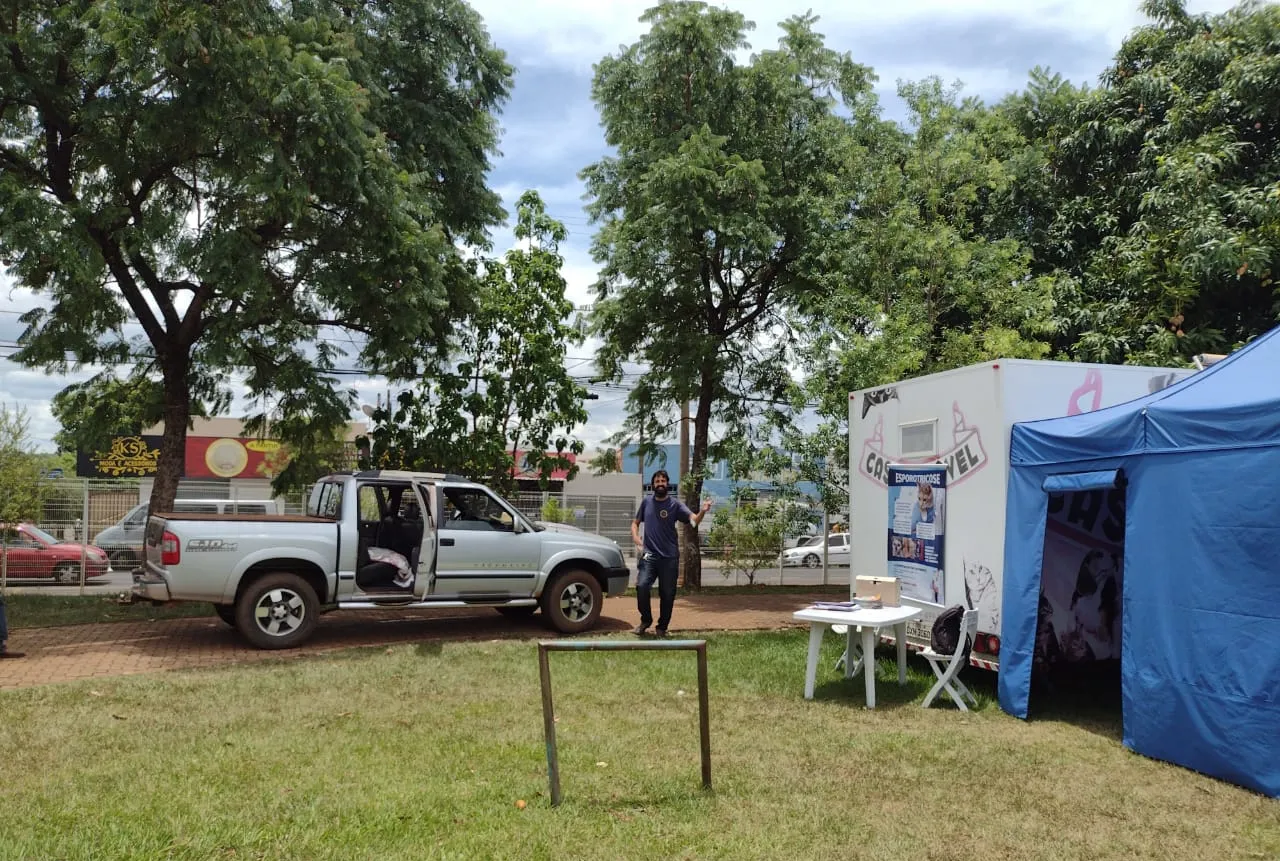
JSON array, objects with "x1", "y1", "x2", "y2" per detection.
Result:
[
  {"x1": 696, "y1": 641, "x2": 712, "y2": 789},
  {"x1": 537, "y1": 643, "x2": 562, "y2": 806},
  {"x1": 537, "y1": 639, "x2": 711, "y2": 806},
  {"x1": 595, "y1": 495, "x2": 602, "y2": 535},
  {"x1": 822, "y1": 509, "x2": 830, "y2": 587},
  {"x1": 79, "y1": 478, "x2": 89, "y2": 596}
]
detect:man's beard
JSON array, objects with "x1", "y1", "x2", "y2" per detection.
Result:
[{"x1": 654, "y1": 487, "x2": 668, "y2": 499}]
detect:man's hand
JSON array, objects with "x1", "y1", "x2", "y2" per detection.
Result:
[{"x1": 701, "y1": 499, "x2": 713, "y2": 514}]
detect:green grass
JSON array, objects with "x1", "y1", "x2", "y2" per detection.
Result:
[
  {"x1": 1, "y1": 630, "x2": 1277, "y2": 861},
  {"x1": 3, "y1": 593, "x2": 214, "y2": 628}
]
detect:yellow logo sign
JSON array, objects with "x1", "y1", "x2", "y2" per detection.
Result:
[
  {"x1": 91, "y1": 436, "x2": 161, "y2": 477},
  {"x1": 205, "y1": 438, "x2": 249, "y2": 478}
]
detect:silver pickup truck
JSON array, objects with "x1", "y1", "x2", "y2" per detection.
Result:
[{"x1": 133, "y1": 469, "x2": 630, "y2": 649}]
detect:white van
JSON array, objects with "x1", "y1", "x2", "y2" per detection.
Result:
[{"x1": 94, "y1": 499, "x2": 283, "y2": 568}]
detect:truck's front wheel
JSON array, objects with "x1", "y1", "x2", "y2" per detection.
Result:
[
  {"x1": 236, "y1": 573, "x2": 319, "y2": 650},
  {"x1": 540, "y1": 569, "x2": 603, "y2": 634}
]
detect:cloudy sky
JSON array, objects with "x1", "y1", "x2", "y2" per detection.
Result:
[{"x1": 0, "y1": 0, "x2": 1241, "y2": 451}]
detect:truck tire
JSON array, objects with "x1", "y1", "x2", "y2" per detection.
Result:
[
  {"x1": 540, "y1": 569, "x2": 603, "y2": 634},
  {"x1": 235, "y1": 572, "x2": 319, "y2": 650},
  {"x1": 212, "y1": 604, "x2": 236, "y2": 626}
]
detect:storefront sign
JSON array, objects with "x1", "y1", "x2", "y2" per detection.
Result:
[{"x1": 76, "y1": 435, "x2": 164, "y2": 478}]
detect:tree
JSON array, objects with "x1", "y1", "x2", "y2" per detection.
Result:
[
  {"x1": 706, "y1": 491, "x2": 814, "y2": 585},
  {"x1": 582, "y1": 3, "x2": 877, "y2": 587},
  {"x1": 585, "y1": 447, "x2": 623, "y2": 476},
  {"x1": 1, "y1": 0, "x2": 512, "y2": 511},
  {"x1": 789, "y1": 78, "x2": 1057, "y2": 511},
  {"x1": 1003, "y1": 0, "x2": 1280, "y2": 362},
  {"x1": 357, "y1": 191, "x2": 589, "y2": 493},
  {"x1": 0, "y1": 405, "x2": 43, "y2": 574}
]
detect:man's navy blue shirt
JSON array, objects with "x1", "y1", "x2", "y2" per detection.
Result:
[{"x1": 636, "y1": 494, "x2": 692, "y2": 558}]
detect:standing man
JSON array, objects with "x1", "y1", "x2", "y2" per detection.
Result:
[
  {"x1": 0, "y1": 592, "x2": 25, "y2": 659},
  {"x1": 632, "y1": 469, "x2": 712, "y2": 637}
]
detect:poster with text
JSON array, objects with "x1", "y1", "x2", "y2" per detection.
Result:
[{"x1": 887, "y1": 464, "x2": 947, "y2": 603}]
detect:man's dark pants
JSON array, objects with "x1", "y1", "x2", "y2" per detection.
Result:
[{"x1": 636, "y1": 554, "x2": 680, "y2": 631}]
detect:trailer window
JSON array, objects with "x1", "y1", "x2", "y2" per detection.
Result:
[{"x1": 900, "y1": 420, "x2": 936, "y2": 457}]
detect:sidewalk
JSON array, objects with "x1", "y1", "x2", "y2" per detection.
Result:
[{"x1": 0, "y1": 592, "x2": 831, "y2": 691}]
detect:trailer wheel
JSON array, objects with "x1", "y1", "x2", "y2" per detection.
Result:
[
  {"x1": 540, "y1": 569, "x2": 602, "y2": 634},
  {"x1": 235, "y1": 572, "x2": 319, "y2": 649}
]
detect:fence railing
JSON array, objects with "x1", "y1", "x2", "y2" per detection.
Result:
[{"x1": 1, "y1": 479, "x2": 849, "y2": 591}]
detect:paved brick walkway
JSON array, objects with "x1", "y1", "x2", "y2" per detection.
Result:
[{"x1": 0, "y1": 592, "x2": 830, "y2": 691}]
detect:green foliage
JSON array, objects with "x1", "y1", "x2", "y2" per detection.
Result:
[
  {"x1": 538, "y1": 497, "x2": 576, "y2": 525},
  {"x1": 1002, "y1": 0, "x2": 1280, "y2": 362},
  {"x1": 582, "y1": 3, "x2": 878, "y2": 585},
  {"x1": 0, "y1": 404, "x2": 43, "y2": 526},
  {"x1": 586, "y1": 447, "x2": 623, "y2": 476},
  {"x1": 582, "y1": 4, "x2": 875, "y2": 475},
  {"x1": 356, "y1": 192, "x2": 588, "y2": 493},
  {"x1": 706, "y1": 497, "x2": 812, "y2": 585},
  {"x1": 798, "y1": 79, "x2": 1058, "y2": 421},
  {"x1": 0, "y1": 0, "x2": 512, "y2": 508}
]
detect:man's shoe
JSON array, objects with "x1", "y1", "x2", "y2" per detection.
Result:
[
  {"x1": 632, "y1": 625, "x2": 650, "y2": 636},
  {"x1": 654, "y1": 628, "x2": 668, "y2": 638},
  {"x1": 0, "y1": 650, "x2": 26, "y2": 659}
]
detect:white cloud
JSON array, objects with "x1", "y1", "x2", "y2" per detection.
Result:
[{"x1": 471, "y1": 0, "x2": 1240, "y2": 73}]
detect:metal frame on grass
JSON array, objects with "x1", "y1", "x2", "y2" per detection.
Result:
[{"x1": 536, "y1": 639, "x2": 712, "y2": 806}]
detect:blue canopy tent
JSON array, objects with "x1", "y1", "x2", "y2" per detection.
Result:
[{"x1": 1000, "y1": 326, "x2": 1280, "y2": 797}]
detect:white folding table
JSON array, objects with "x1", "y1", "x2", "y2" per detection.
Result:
[{"x1": 793, "y1": 605, "x2": 923, "y2": 708}]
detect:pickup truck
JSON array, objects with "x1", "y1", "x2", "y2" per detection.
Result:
[{"x1": 133, "y1": 469, "x2": 631, "y2": 649}]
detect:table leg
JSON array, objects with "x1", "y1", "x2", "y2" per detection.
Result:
[
  {"x1": 895, "y1": 622, "x2": 908, "y2": 685},
  {"x1": 844, "y1": 625, "x2": 856, "y2": 679},
  {"x1": 804, "y1": 622, "x2": 825, "y2": 700},
  {"x1": 862, "y1": 625, "x2": 877, "y2": 709}
]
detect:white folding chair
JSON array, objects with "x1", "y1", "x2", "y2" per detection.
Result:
[
  {"x1": 832, "y1": 624, "x2": 865, "y2": 677},
  {"x1": 921, "y1": 609, "x2": 979, "y2": 711}
]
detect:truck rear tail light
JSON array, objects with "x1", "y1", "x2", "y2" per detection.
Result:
[
  {"x1": 161, "y1": 531, "x2": 181, "y2": 566},
  {"x1": 974, "y1": 633, "x2": 1001, "y2": 656}
]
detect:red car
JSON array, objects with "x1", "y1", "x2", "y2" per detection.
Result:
[{"x1": 0, "y1": 523, "x2": 110, "y2": 583}]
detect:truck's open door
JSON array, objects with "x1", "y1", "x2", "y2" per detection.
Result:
[{"x1": 412, "y1": 483, "x2": 438, "y2": 599}]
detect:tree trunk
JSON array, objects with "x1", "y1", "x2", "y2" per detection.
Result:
[
  {"x1": 679, "y1": 366, "x2": 716, "y2": 591},
  {"x1": 148, "y1": 357, "x2": 191, "y2": 515}
]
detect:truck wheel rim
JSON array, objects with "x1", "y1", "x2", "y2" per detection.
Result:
[
  {"x1": 254, "y1": 588, "x2": 306, "y2": 637},
  {"x1": 559, "y1": 582, "x2": 594, "y2": 623}
]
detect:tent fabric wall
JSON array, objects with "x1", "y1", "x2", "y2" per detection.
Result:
[
  {"x1": 1000, "y1": 325, "x2": 1280, "y2": 798},
  {"x1": 1122, "y1": 450, "x2": 1280, "y2": 797}
]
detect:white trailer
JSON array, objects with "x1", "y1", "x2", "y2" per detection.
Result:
[{"x1": 848, "y1": 359, "x2": 1195, "y2": 670}]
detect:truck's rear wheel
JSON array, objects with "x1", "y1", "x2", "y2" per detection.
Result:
[
  {"x1": 235, "y1": 573, "x2": 319, "y2": 650},
  {"x1": 212, "y1": 604, "x2": 236, "y2": 626},
  {"x1": 540, "y1": 569, "x2": 602, "y2": 634}
]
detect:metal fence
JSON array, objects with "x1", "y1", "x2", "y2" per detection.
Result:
[{"x1": 1, "y1": 479, "x2": 849, "y2": 592}]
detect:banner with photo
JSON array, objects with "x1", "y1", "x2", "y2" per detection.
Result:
[
  {"x1": 1036, "y1": 488, "x2": 1125, "y2": 665},
  {"x1": 887, "y1": 464, "x2": 947, "y2": 603}
]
